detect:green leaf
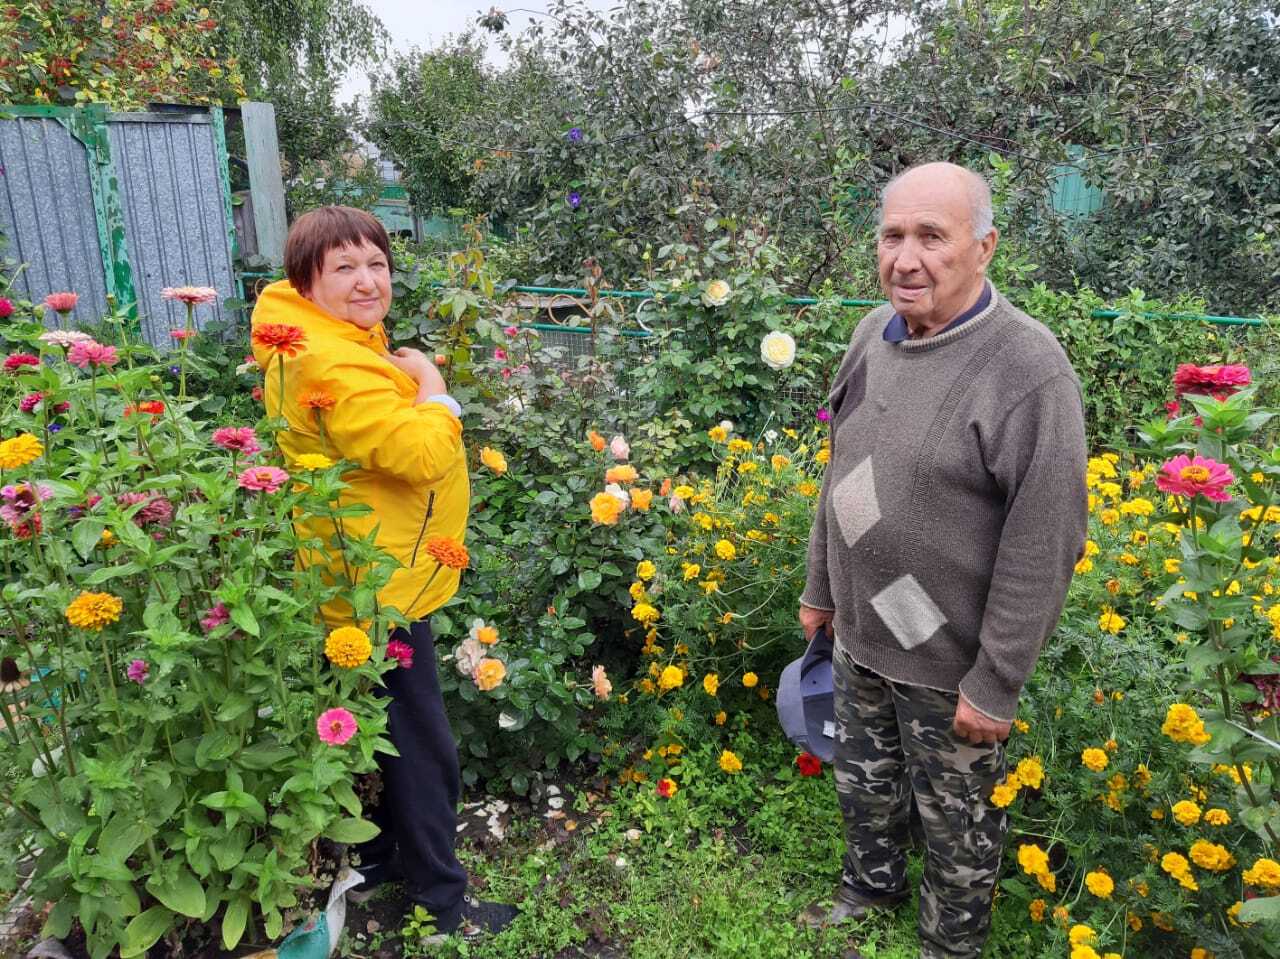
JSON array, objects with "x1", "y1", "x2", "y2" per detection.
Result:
[
  {"x1": 71, "y1": 519, "x2": 106, "y2": 560},
  {"x1": 214, "y1": 693, "x2": 254, "y2": 722},
  {"x1": 146, "y1": 868, "x2": 206, "y2": 918},
  {"x1": 578, "y1": 569, "x2": 602, "y2": 590},
  {"x1": 195, "y1": 730, "x2": 239, "y2": 768},
  {"x1": 221, "y1": 896, "x2": 251, "y2": 951},
  {"x1": 1239, "y1": 895, "x2": 1280, "y2": 923},
  {"x1": 238, "y1": 741, "x2": 294, "y2": 769},
  {"x1": 120, "y1": 906, "x2": 175, "y2": 957},
  {"x1": 97, "y1": 816, "x2": 153, "y2": 863},
  {"x1": 229, "y1": 603, "x2": 260, "y2": 637},
  {"x1": 323, "y1": 817, "x2": 381, "y2": 844}
]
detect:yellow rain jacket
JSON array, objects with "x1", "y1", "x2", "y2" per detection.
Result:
[{"x1": 250, "y1": 281, "x2": 469, "y2": 627}]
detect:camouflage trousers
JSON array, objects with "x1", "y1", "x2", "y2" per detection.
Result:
[{"x1": 833, "y1": 644, "x2": 1007, "y2": 959}]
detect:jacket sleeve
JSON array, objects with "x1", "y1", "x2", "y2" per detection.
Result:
[
  {"x1": 959, "y1": 372, "x2": 1088, "y2": 722},
  {"x1": 309, "y1": 357, "x2": 464, "y2": 486}
]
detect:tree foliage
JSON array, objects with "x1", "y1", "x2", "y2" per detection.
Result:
[{"x1": 372, "y1": 0, "x2": 1279, "y2": 311}]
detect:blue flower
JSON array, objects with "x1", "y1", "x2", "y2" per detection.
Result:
[
  {"x1": 169, "y1": 365, "x2": 181, "y2": 375},
  {"x1": 567, "y1": 127, "x2": 583, "y2": 143},
  {"x1": 567, "y1": 191, "x2": 582, "y2": 209},
  {"x1": 48, "y1": 423, "x2": 63, "y2": 433}
]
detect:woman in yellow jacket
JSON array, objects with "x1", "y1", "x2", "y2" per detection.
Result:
[{"x1": 250, "y1": 206, "x2": 515, "y2": 940}]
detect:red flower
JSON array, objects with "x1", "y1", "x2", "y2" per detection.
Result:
[
  {"x1": 252, "y1": 323, "x2": 308, "y2": 357},
  {"x1": 656, "y1": 777, "x2": 678, "y2": 798},
  {"x1": 19, "y1": 392, "x2": 42, "y2": 413},
  {"x1": 796, "y1": 752, "x2": 823, "y2": 777},
  {"x1": 123, "y1": 400, "x2": 165, "y2": 419},
  {"x1": 251, "y1": 386, "x2": 263, "y2": 402},
  {"x1": 0, "y1": 298, "x2": 14, "y2": 318},
  {"x1": 386, "y1": 640, "x2": 414, "y2": 669},
  {"x1": 4, "y1": 353, "x2": 39, "y2": 373},
  {"x1": 43, "y1": 291, "x2": 78, "y2": 313},
  {"x1": 1172, "y1": 363, "x2": 1251, "y2": 398}
]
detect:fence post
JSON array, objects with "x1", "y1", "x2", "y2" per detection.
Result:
[{"x1": 241, "y1": 101, "x2": 288, "y2": 267}]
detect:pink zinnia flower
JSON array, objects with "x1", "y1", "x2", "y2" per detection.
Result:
[
  {"x1": 161, "y1": 286, "x2": 218, "y2": 306},
  {"x1": 504, "y1": 325, "x2": 519, "y2": 336},
  {"x1": 169, "y1": 329, "x2": 197, "y2": 342},
  {"x1": 212, "y1": 426, "x2": 261, "y2": 456},
  {"x1": 1155, "y1": 454, "x2": 1235, "y2": 502},
  {"x1": 1, "y1": 483, "x2": 53, "y2": 528},
  {"x1": 38, "y1": 330, "x2": 92, "y2": 348},
  {"x1": 19, "y1": 392, "x2": 42, "y2": 413},
  {"x1": 386, "y1": 639, "x2": 414, "y2": 669},
  {"x1": 43, "y1": 291, "x2": 78, "y2": 313},
  {"x1": 67, "y1": 340, "x2": 119, "y2": 369},
  {"x1": 1172, "y1": 363, "x2": 1251, "y2": 398},
  {"x1": 493, "y1": 347, "x2": 508, "y2": 362},
  {"x1": 0, "y1": 298, "x2": 13, "y2": 318},
  {"x1": 117, "y1": 492, "x2": 174, "y2": 527},
  {"x1": 237, "y1": 466, "x2": 289, "y2": 493},
  {"x1": 816, "y1": 407, "x2": 831, "y2": 423},
  {"x1": 126, "y1": 659, "x2": 149, "y2": 684},
  {"x1": 4, "y1": 353, "x2": 39, "y2": 373},
  {"x1": 200, "y1": 602, "x2": 230, "y2": 633},
  {"x1": 317, "y1": 707, "x2": 358, "y2": 745}
]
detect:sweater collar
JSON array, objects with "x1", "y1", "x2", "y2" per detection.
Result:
[
  {"x1": 896, "y1": 285, "x2": 1004, "y2": 353},
  {"x1": 883, "y1": 281, "x2": 991, "y2": 344}
]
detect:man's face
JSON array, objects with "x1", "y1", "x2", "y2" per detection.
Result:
[
  {"x1": 877, "y1": 173, "x2": 996, "y2": 333},
  {"x1": 303, "y1": 240, "x2": 392, "y2": 330}
]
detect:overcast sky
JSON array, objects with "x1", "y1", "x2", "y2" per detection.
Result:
[{"x1": 338, "y1": 0, "x2": 618, "y2": 107}]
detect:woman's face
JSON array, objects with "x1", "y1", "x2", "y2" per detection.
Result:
[{"x1": 303, "y1": 239, "x2": 392, "y2": 329}]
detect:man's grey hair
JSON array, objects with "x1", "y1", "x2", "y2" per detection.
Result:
[{"x1": 878, "y1": 165, "x2": 995, "y2": 240}]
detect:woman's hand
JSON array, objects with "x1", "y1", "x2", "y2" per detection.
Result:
[{"x1": 387, "y1": 347, "x2": 447, "y2": 396}]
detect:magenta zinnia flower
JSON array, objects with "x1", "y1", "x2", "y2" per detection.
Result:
[
  {"x1": 1, "y1": 483, "x2": 53, "y2": 529},
  {"x1": 19, "y1": 392, "x2": 42, "y2": 413},
  {"x1": 126, "y1": 659, "x2": 149, "y2": 684},
  {"x1": 200, "y1": 602, "x2": 230, "y2": 633},
  {"x1": 816, "y1": 407, "x2": 831, "y2": 423},
  {"x1": 237, "y1": 466, "x2": 289, "y2": 493},
  {"x1": 4, "y1": 353, "x2": 39, "y2": 373},
  {"x1": 1155, "y1": 454, "x2": 1235, "y2": 502},
  {"x1": 169, "y1": 329, "x2": 197, "y2": 342},
  {"x1": 386, "y1": 639, "x2": 414, "y2": 669},
  {"x1": 117, "y1": 492, "x2": 174, "y2": 527},
  {"x1": 212, "y1": 426, "x2": 261, "y2": 456},
  {"x1": 67, "y1": 340, "x2": 119, "y2": 369},
  {"x1": 1172, "y1": 363, "x2": 1251, "y2": 399},
  {"x1": 317, "y1": 707, "x2": 358, "y2": 745}
]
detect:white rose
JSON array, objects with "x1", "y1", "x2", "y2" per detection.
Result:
[
  {"x1": 604, "y1": 483, "x2": 630, "y2": 508},
  {"x1": 760, "y1": 330, "x2": 797, "y2": 371},
  {"x1": 701, "y1": 279, "x2": 731, "y2": 307},
  {"x1": 454, "y1": 637, "x2": 486, "y2": 676},
  {"x1": 718, "y1": 419, "x2": 735, "y2": 432}
]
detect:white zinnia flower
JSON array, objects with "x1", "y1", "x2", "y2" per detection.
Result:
[
  {"x1": 38, "y1": 330, "x2": 93, "y2": 348},
  {"x1": 760, "y1": 330, "x2": 797, "y2": 370},
  {"x1": 701, "y1": 279, "x2": 731, "y2": 307}
]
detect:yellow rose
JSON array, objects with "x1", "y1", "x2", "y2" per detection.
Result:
[
  {"x1": 480, "y1": 446, "x2": 508, "y2": 475},
  {"x1": 473, "y1": 657, "x2": 506, "y2": 691}
]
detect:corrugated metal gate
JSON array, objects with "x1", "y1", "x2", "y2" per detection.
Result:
[{"x1": 0, "y1": 104, "x2": 239, "y2": 346}]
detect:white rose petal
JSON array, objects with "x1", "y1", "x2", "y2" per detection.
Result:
[
  {"x1": 499, "y1": 711, "x2": 519, "y2": 730},
  {"x1": 760, "y1": 330, "x2": 797, "y2": 371},
  {"x1": 604, "y1": 482, "x2": 630, "y2": 508},
  {"x1": 701, "y1": 279, "x2": 731, "y2": 307}
]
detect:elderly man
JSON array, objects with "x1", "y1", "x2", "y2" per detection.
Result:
[{"x1": 799, "y1": 162, "x2": 1086, "y2": 958}]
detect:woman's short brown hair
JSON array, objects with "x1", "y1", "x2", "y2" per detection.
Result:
[{"x1": 284, "y1": 206, "x2": 394, "y2": 295}]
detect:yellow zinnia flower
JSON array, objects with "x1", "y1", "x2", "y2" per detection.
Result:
[
  {"x1": 718, "y1": 749, "x2": 742, "y2": 774},
  {"x1": 0, "y1": 433, "x2": 44, "y2": 469},
  {"x1": 64, "y1": 591, "x2": 124, "y2": 631},
  {"x1": 294, "y1": 453, "x2": 334, "y2": 471},
  {"x1": 325, "y1": 626, "x2": 372, "y2": 668},
  {"x1": 703, "y1": 673, "x2": 719, "y2": 696}
]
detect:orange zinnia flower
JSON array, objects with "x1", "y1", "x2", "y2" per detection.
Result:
[
  {"x1": 425, "y1": 536, "x2": 470, "y2": 570},
  {"x1": 252, "y1": 323, "x2": 308, "y2": 357},
  {"x1": 299, "y1": 389, "x2": 336, "y2": 411}
]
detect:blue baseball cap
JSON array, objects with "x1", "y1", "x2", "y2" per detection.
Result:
[{"x1": 776, "y1": 625, "x2": 835, "y2": 762}]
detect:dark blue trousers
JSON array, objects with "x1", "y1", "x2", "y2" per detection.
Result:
[{"x1": 355, "y1": 620, "x2": 467, "y2": 926}]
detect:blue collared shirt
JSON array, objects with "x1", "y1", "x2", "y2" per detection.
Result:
[{"x1": 883, "y1": 283, "x2": 992, "y2": 343}]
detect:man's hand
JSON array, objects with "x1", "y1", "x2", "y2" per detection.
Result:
[
  {"x1": 952, "y1": 694, "x2": 1011, "y2": 745},
  {"x1": 798, "y1": 603, "x2": 834, "y2": 640},
  {"x1": 387, "y1": 347, "x2": 447, "y2": 396}
]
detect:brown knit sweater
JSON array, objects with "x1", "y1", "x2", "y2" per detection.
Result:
[{"x1": 801, "y1": 290, "x2": 1088, "y2": 721}]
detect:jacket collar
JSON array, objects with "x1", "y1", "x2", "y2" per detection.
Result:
[{"x1": 260, "y1": 280, "x2": 390, "y2": 353}]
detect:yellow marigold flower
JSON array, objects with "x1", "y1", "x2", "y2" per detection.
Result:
[
  {"x1": 0, "y1": 433, "x2": 44, "y2": 470},
  {"x1": 1189, "y1": 840, "x2": 1235, "y2": 871},
  {"x1": 1097, "y1": 607, "x2": 1125, "y2": 634},
  {"x1": 1074, "y1": 557, "x2": 1094, "y2": 575},
  {"x1": 1119, "y1": 551, "x2": 1140, "y2": 566},
  {"x1": 636, "y1": 560, "x2": 656, "y2": 581},
  {"x1": 1164, "y1": 557, "x2": 1182, "y2": 574},
  {"x1": 990, "y1": 780, "x2": 1018, "y2": 808},
  {"x1": 745, "y1": 529, "x2": 768, "y2": 542},
  {"x1": 714, "y1": 710, "x2": 727, "y2": 725},
  {"x1": 1068, "y1": 923, "x2": 1096, "y2": 945},
  {"x1": 1120, "y1": 497, "x2": 1155, "y2": 516},
  {"x1": 682, "y1": 562, "x2": 701, "y2": 581},
  {"x1": 1011, "y1": 757, "x2": 1043, "y2": 790},
  {"x1": 473, "y1": 657, "x2": 506, "y2": 691},
  {"x1": 1243, "y1": 857, "x2": 1280, "y2": 889},
  {"x1": 762, "y1": 511, "x2": 780, "y2": 525},
  {"x1": 1085, "y1": 870, "x2": 1114, "y2": 898},
  {"x1": 294, "y1": 453, "x2": 334, "y2": 471},
  {"x1": 1228, "y1": 901, "x2": 1247, "y2": 926},
  {"x1": 708, "y1": 426, "x2": 728, "y2": 442},
  {"x1": 770, "y1": 454, "x2": 791, "y2": 471},
  {"x1": 1128, "y1": 469, "x2": 1145, "y2": 488},
  {"x1": 1162, "y1": 703, "x2": 1211, "y2": 746},
  {"x1": 1151, "y1": 912, "x2": 1174, "y2": 931},
  {"x1": 1161, "y1": 852, "x2": 1199, "y2": 891},
  {"x1": 1099, "y1": 508, "x2": 1120, "y2": 525},
  {"x1": 1171, "y1": 800, "x2": 1201, "y2": 826},
  {"x1": 1127, "y1": 912, "x2": 1143, "y2": 931},
  {"x1": 1052, "y1": 905, "x2": 1069, "y2": 926},
  {"x1": 1190, "y1": 949, "x2": 1213, "y2": 959},
  {"x1": 1098, "y1": 481, "x2": 1123, "y2": 499},
  {"x1": 479, "y1": 446, "x2": 508, "y2": 474},
  {"x1": 1151, "y1": 808, "x2": 1165, "y2": 820},
  {"x1": 692, "y1": 511, "x2": 714, "y2": 530},
  {"x1": 1203, "y1": 808, "x2": 1230, "y2": 826},
  {"x1": 1081, "y1": 748, "x2": 1109, "y2": 772},
  {"x1": 1130, "y1": 529, "x2": 1148, "y2": 545},
  {"x1": 1083, "y1": 539, "x2": 1100, "y2": 557},
  {"x1": 703, "y1": 673, "x2": 719, "y2": 696},
  {"x1": 325, "y1": 626, "x2": 372, "y2": 668},
  {"x1": 658, "y1": 665, "x2": 684, "y2": 691},
  {"x1": 629, "y1": 581, "x2": 648, "y2": 602},
  {"x1": 64, "y1": 591, "x2": 124, "y2": 631},
  {"x1": 742, "y1": 671, "x2": 758, "y2": 688},
  {"x1": 727, "y1": 438, "x2": 753, "y2": 454},
  {"x1": 639, "y1": 678, "x2": 656, "y2": 694},
  {"x1": 674, "y1": 484, "x2": 696, "y2": 499},
  {"x1": 736, "y1": 461, "x2": 758, "y2": 475},
  {"x1": 720, "y1": 612, "x2": 734, "y2": 625},
  {"x1": 701, "y1": 579, "x2": 720, "y2": 594},
  {"x1": 632, "y1": 602, "x2": 660, "y2": 625},
  {"x1": 1013, "y1": 719, "x2": 1029, "y2": 733},
  {"x1": 100, "y1": 528, "x2": 116, "y2": 546},
  {"x1": 590, "y1": 492, "x2": 625, "y2": 525},
  {"x1": 1017, "y1": 844, "x2": 1049, "y2": 876},
  {"x1": 815, "y1": 447, "x2": 830, "y2": 464},
  {"x1": 718, "y1": 749, "x2": 743, "y2": 774},
  {"x1": 796, "y1": 480, "x2": 818, "y2": 497},
  {"x1": 714, "y1": 539, "x2": 737, "y2": 561},
  {"x1": 631, "y1": 488, "x2": 653, "y2": 511},
  {"x1": 1028, "y1": 899, "x2": 1046, "y2": 922}
]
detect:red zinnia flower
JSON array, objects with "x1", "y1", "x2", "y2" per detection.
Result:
[
  {"x1": 43, "y1": 291, "x2": 79, "y2": 313},
  {"x1": 123, "y1": 400, "x2": 165, "y2": 419},
  {"x1": 252, "y1": 323, "x2": 308, "y2": 357},
  {"x1": 19, "y1": 392, "x2": 42, "y2": 413},
  {"x1": 0, "y1": 298, "x2": 13, "y2": 318},
  {"x1": 1155, "y1": 454, "x2": 1234, "y2": 503},
  {"x1": 1172, "y1": 363, "x2": 1251, "y2": 399},
  {"x1": 796, "y1": 752, "x2": 823, "y2": 777},
  {"x1": 4, "y1": 353, "x2": 39, "y2": 373},
  {"x1": 656, "y1": 778, "x2": 678, "y2": 798},
  {"x1": 386, "y1": 640, "x2": 414, "y2": 669}
]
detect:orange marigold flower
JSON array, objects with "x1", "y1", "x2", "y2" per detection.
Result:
[
  {"x1": 252, "y1": 323, "x2": 308, "y2": 357},
  {"x1": 299, "y1": 389, "x2": 336, "y2": 411},
  {"x1": 425, "y1": 536, "x2": 470, "y2": 570},
  {"x1": 588, "y1": 430, "x2": 606, "y2": 452}
]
